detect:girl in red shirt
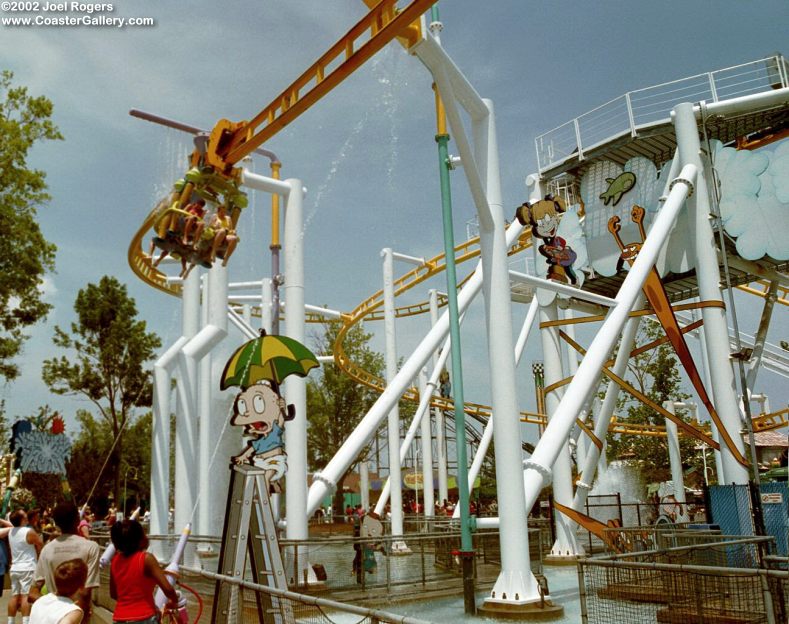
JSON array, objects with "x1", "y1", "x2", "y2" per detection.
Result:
[{"x1": 109, "y1": 520, "x2": 179, "y2": 623}]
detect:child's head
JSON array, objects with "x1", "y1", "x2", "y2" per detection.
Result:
[
  {"x1": 110, "y1": 519, "x2": 149, "y2": 556},
  {"x1": 54, "y1": 559, "x2": 88, "y2": 598}
]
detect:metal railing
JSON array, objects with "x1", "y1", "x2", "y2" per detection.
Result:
[
  {"x1": 578, "y1": 536, "x2": 788, "y2": 624},
  {"x1": 535, "y1": 54, "x2": 789, "y2": 172}
]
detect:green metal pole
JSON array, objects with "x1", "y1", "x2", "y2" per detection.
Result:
[
  {"x1": 432, "y1": 5, "x2": 474, "y2": 613},
  {"x1": 436, "y1": 126, "x2": 476, "y2": 617}
]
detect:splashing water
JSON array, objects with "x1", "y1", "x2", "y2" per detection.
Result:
[{"x1": 302, "y1": 46, "x2": 403, "y2": 237}]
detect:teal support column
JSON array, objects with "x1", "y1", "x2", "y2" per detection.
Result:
[{"x1": 436, "y1": 130, "x2": 475, "y2": 614}]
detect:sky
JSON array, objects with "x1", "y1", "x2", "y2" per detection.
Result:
[{"x1": 1, "y1": 0, "x2": 787, "y2": 444}]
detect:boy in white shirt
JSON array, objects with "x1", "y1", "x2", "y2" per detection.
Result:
[{"x1": 29, "y1": 559, "x2": 87, "y2": 624}]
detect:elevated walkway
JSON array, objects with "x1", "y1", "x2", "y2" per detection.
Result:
[{"x1": 535, "y1": 54, "x2": 789, "y2": 180}]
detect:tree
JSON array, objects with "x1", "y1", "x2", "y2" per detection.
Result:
[
  {"x1": 66, "y1": 408, "x2": 152, "y2": 516},
  {"x1": 605, "y1": 319, "x2": 704, "y2": 486},
  {"x1": 42, "y1": 276, "x2": 161, "y2": 502},
  {"x1": 306, "y1": 321, "x2": 384, "y2": 514},
  {"x1": 0, "y1": 71, "x2": 62, "y2": 380}
]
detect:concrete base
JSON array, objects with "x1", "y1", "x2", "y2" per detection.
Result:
[
  {"x1": 389, "y1": 540, "x2": 412, "y2": 555},
  {"x1": 543, "y1": 553, "x2": 581, "y2": 566},
  {"x1": 479, "y1": 599, "x2": 565, "y2": 620}
]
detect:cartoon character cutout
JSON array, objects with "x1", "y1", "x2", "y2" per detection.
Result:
[
  {"x1": 515, "y1": 194, "x2": 579, "y2": 285},
  {"x1": 231, "y1": 380, "x2": 295, "y2": 493}
]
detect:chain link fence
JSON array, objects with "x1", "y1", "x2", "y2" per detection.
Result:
[{"x1": 578, "y1": 536, "x2": 787, "y2": 624}]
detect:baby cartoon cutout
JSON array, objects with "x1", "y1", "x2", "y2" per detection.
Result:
[{"x1": 231, "y1": 381, "x2": 296, "y2": 493}]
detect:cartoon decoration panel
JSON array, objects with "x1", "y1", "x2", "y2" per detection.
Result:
[
  {"x1": 221, "y1": 329, "x2": 319, "y2": 494},
  {"x1": 714, "y1": 137, "x2": 789, "y2": 261},
  {"x1": 579, "y1": 156, "x2": 671, "y2": 277},
  {"x1": 515, "y1": 195, "x2": 588, "y2": 306}
]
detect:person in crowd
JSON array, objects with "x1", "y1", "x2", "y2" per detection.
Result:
[
  {"x1": 0, "y1": 510, "x2": 43, "y2": 624},
  {"x1": 29, "y1": 559, "x2": 87, "y2": 624},
  {"x1": 77, "y1": 509, "x2": 92, "y2": 539},
  {"x1": 28, "y1": 503, "x2": 100, "y2": 623},
  {"x1": 208, "y1": 203, "x2": 239, "y2": 266},
  {"x1": 109, "y1": 520, "x2": 179, "y2": 623}
]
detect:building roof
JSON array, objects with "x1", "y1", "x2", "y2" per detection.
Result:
[{"x1": 746, "y1": 430, "x2": 789, "y2": 448}]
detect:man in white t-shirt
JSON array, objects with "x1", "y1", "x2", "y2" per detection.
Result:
[
  {"x1": 28, "y1": 503, "x2": 100, "y2": 623},
  {"x1": 0, "y1": 509, "x2": 43, "y2": 624}
]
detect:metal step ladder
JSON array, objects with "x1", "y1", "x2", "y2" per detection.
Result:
[{"x1": 211, "y1": 464, "x2": 294, "y2": 624}]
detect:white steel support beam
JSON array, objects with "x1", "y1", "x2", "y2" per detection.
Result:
[
  {"x1": 306, "y1": 222, "x2": 525, "y2": 517},
  {"x1": 522, "y1": 165, "x2": 698, "y2": 514},
  {"x1": 381, "y1": 248, "x2": 408, "y2": 553},
  {"x1": 674, "y1": 103, "x2": 749, "y2": 484},
  {"x1": 540, "y1": 302, "x2": 581, "y2": 559},
  {"x1": 429, "y1": 289, "x2": 449, "y2": 506}
]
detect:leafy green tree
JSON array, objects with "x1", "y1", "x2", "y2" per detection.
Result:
[
  {"x1": 42, "y1": 276, "x2": 161, "y2": 501},
  {"x1": 306, "y1": 321, "x2": 384, "y2": 514},
  {"x1": 0, "y1": 71, "x2": 62, "y2": 380},
  {"x1": 0, "y1": 400, "x2": 10, "y2": 454},
  {"x1": 66, "y1": 409, "x2": 152, "y2": 514},
  {"x1": 605, "y1": 319, "x2": 704, "y2": 486}
]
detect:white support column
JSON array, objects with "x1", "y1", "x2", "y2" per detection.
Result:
[
  {"x1": 540, "y1": 302, "x2": 582, "y2": 560},
  {"x1": 429, "y1": 289, "x2": 449, "y2": 506},
  {"x1": 381, "y1": 248, "x2": 408, "y2": 553},
  {"x1": 471, "y1": 99, "x2": 541, "y2": 608},
  {"x1": 674, "y1": 103, "x2": 749, "y2": 484},
  {"x1": 360, "y1": 461, "x2": 370, "y2": 512},
  {"x1": 173, "y1": 271, "x2": 202, "y2": 541},
  {"x1": 306, "y1": 222, "x2": 521, "y2": 519},
  {"x1": 282, "y1": 179, "x2": 316, "y2": 585},
  {"x1": 663, "y1": 401, "x2": 689, "y2": 522},
  {"x1": 572, "y1": 308, "x2": 643, "y2": 511},
  {"x1": 282, "y1": 178, "x2": 310, "y2": 534},
  {"x1": 261, "y1": 277, "x2": 273, "y2": 334},
  {"x1": 419, "y1": 369, "x2": 435, "y2": 518},
  {"x1": 198, "y1": 264, "x2": 229, "y2": 546},
  {"x1": 151, "y1": 266, "x2": 194, "y2": 555},
  {"x1": 523, "y1": 165, "x2": 698, "y2": 522},
  {"x1": 197, "y1": 276, "x2": 211, "y2": 544},
  {"x1": 696, "y1": 311, "x2": 725, "y2": 484}
]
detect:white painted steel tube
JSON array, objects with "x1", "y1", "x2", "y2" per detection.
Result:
[
  {"x1": 540, "y1": 302, "x2": 580, "y2": 557},
  {"x1": 412, "y1": 35, "x2": 488, "y2": 120},
  {"x1": 685, "y1": 87, "x2": 789, "y2": 120},
  {"x1": 196, "y1": 265, "x2": 228, "y2": 540},
  {"x1": 523, "y1": 165, "x2": 698, "y2": 512},
  {"x1": 381, "y1": 248, "x2": 405, "y2": 541},
  {"x1": 151, "y1": 334, "x2": 188, "y2": 548},
  {"x1": 173, "y1": 271, "x2": 201, "y2": 539},
  {"x1": 241, "y1": 168, "x2": 292, "y2": 196},
  {"x1": 306, "y1": 222, "x2": 525, "y2": 515},
  {"x1": 664, "y1": 402, "x2": 689, "y2": 522},
  {"x1": 391, "y1": 252, "x2": 425, "y2": 266},
  {"x1": 429, "y1": 290, "x2": 449, "y2": 506},
  {"x1": 261, "y1": 277, "x2": 272, "y2": 334},
  {"x1": 474, "y1": 99, "x2": 538, "y2": 603},
  {"x1": 674, "y1": 103, "x2": 749, "y2": 484},
  {"x1": 514, "y1": 298, "x2": 539, "y2": 365},
  {"x1": 283, "y1": 180, "x2": 310, "y2": 543},
  {"x1": 419, "y1": 370, "x2": 435, "y2": 518},
  {"x1": 572, "y1": 308, "x2": 642, "y2": 511},
  {"x1": 374, "y1": 331, "x2": 453, "y2": 516},
  {"x1": 509, "y1": 271, "x2": 617, "y2": 308}
]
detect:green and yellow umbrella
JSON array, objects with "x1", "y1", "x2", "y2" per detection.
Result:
[{"x1": 220, "y1": 329, "x2": 319, "y2": 390}]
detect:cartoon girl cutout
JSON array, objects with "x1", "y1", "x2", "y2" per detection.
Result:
[{"x1": 515, "y1": 195, "x2": 578, "y2": 284}]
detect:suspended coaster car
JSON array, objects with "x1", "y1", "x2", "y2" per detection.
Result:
[{"x1": 147, "y1": 165, "x2": 247, "y2": 268}]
